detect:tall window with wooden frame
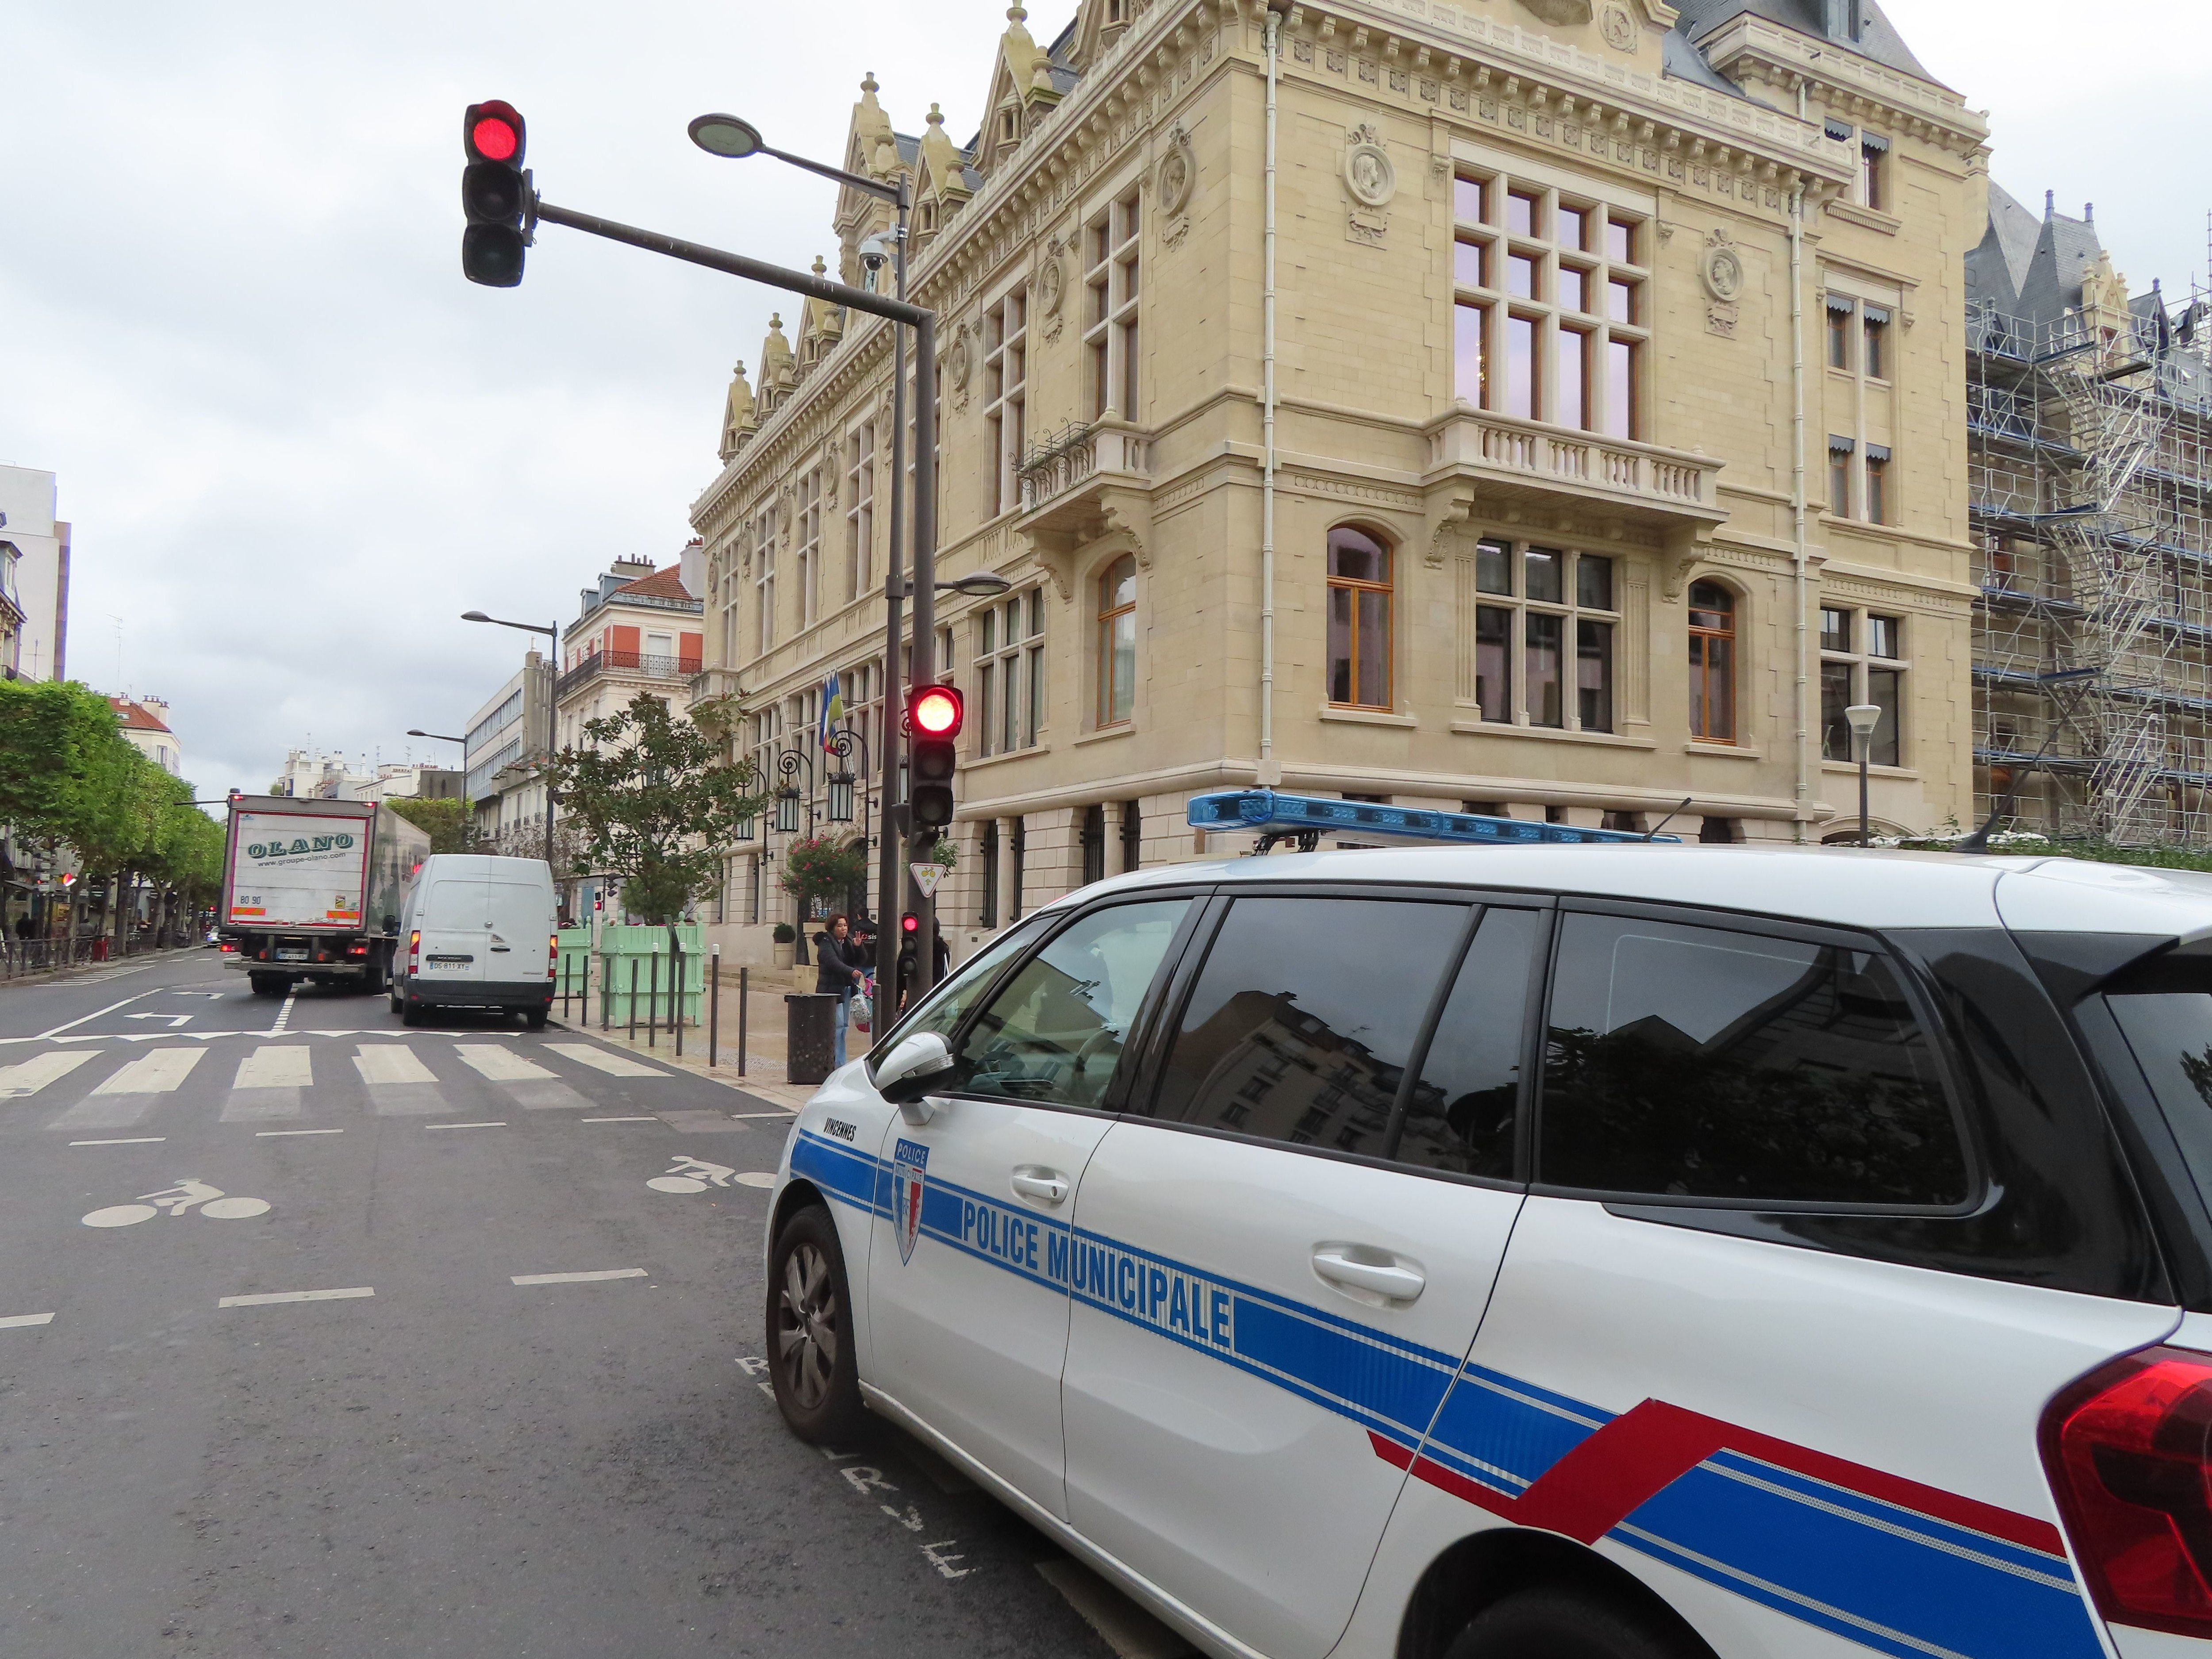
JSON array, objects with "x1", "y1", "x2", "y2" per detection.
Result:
[
  {"x1": 1451, "y1": 167, "x2": 1648, "y2": 437},
  {"x1": 984, "y1": 288, "x2": 1028, "y2": 516},
  {"x1": 753, "y1": 503, "x2": 777, "y2": 654},
  {"x1": 1326, "y1": 526, "x2": 1393, "y2": 711},
  {"x1": 1688, "y1": 580, "x2": 1738, "y2": 744},
  {"x1": 845, "y1": 422, "x2": 874, "y2": 603},
  {"x1": 1085, "y1": 190, "x2": 1141, "y2": 419},
  {"x1": 795, "y1": 469, "x2": 822, "y2": 627},
  {"x1": 1097, "y1": 554, "x2": 1137, "y2": 727}
]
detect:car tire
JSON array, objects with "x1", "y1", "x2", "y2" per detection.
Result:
[
  {"x1": 524, "y1": 1009, "x2": 548, "y2": 1031},
  {"x1": 389, "y1": 983, "x2": 403, "y2": 1015},
  {"x1": 1444, "y1": 1586, "x2": 1703, "y2": 1659},
  {"x1": 400, "y1": 1000, "x2": 425, "y2": 1028},
  {"x1": 767, "y1": 1204, "x2": 865, "y2": 1444}
]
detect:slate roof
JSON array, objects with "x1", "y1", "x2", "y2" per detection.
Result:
[{"x1": 1671, "y1": 0, "x2": 1939, "y2": 85}]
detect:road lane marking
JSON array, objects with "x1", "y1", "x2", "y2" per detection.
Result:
[
  {"x1": 353, "y1": 1045, "x2": 436, "y2": 1086},
  {"x1": 426, "y1": 1121, "x2": 505, "y2": 1131},
  {"x1": 257, "y1": 1128, "x2": 343, "y2": 1137},
  {"x1": 731, "y1": 1112, "x2": 798, "y2": 1120},
  {"x1": 581, "y1": 1116, "x2": 659, "y2": 1123},
  {"x1": 69, "y1": 1137, "x2": 166, "y2": 1146},
  {"x1": 453, "y1": 1045, "x2": 555, "y2": 1083},
  {"x1": 0, "y1": 1052, "x2": 96, "y2": 1098},
  {"x1": 29, "y1": 990, "x2": 161, "y2": 1041},
  {"x1": 0, "y1": 1312, "x2": 57, "y2": 1329},
  {"x1": 234, "y1": 1046, "x2": 312, "y2": 1088},
  {"x1": 270, "y1": 992, "x2": 297, "y2": 1035},
  {"x1": 91, "y1": 1048, "x2": 204, "y2": 1095},
  {"x1": 543, "y1": 1044, "x2": 668, "y2": 1078},
  {"x1": 219, "y1": 1287, "x2": 374, "y2": 1308},
  {"x1": 511, "y1": 1269, "x2": 646, "y2": 1286}
]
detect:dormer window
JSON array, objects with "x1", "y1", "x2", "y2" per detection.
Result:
[{"x1": 1000, "y1": 106, "x2": 1019, "y2": 145}]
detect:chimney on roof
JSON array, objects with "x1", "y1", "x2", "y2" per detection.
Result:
[
  {"x1": 2085, "y1": 203, "x2": 2095, "y2": 226},
  {"x1": 2045, "y1": 190, "x2": 2055, "y2": 218},
  {"x1": 610, "y1": 556, "x2": 656, "y2": 580}
]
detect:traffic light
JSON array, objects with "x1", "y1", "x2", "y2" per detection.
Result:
[
  {"x1": 901, "y1": 912, "x2": 920, "y2": 938},
  {"x1": 907, "y1": 684, "x2": 963, "y2": 831},
  {"x1": 461, "y1": 100, "x2": 530, "y2": 287}
]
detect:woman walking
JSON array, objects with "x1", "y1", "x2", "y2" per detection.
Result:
[{"x1": 814, "y1": 913, "x2": 866, "y2": 1068}]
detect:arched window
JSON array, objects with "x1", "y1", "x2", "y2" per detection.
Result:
[
  {"x1": 1097, "y1": 555, "x2": 1137, "y2": 726},
  {"x1": 1327, "y1": 527, "x2": 1393, "y2": 710},
  {"x1": 1688, "y1": 580, "x2": 1736, "y2": 742}
]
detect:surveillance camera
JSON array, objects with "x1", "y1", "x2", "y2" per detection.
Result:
[{"x1": 858, "y1": 234, "x2": 892, "y2": 272}]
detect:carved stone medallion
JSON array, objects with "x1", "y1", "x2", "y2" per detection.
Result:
[
  {"x1": 1599, "y1": 3, "x2": 1637, "y2": 51},
  {"x1": 1342, "y1": 123, "x2": 1396, "y2": 208},
  {"x1": 1518, "y1": 0, "x2": 1591, "y2": 23},
  {"x1": 1157, "y1": 127, "x2": 1196, "y2": 217},
  {"x1": 1701, "y1": 228, "x2": 1745, "y2": 303},
  {"x1": 1036, "y1": 247, "x2": 1065, "y2": 317}
]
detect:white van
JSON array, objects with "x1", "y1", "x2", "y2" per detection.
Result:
[{"x1": 389, "y1": 855, "x2": 557, "y2": 1029}]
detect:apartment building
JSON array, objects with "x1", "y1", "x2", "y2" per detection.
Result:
[
  {"x1": 0, "y1": 464, "x2": 71, "y2": 683},
  {"x1": 691, "y1": 0, "x2": 1988, "y2": 952}
]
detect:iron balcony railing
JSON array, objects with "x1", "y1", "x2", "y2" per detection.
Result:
[{"x1": 556, "y1": 650, "x2": 703, "y2": 701}]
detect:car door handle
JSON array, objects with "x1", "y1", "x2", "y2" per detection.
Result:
[
  {"x1": 490, "y1": 946, "x2": 511, "y2": 952},
  {"x1": 1311, "y1": 1246, "x2": 1427, "y2": 1305},
  {"x1": 1010, "y1": 1168, "x2": 1071, "y2": 1208}
]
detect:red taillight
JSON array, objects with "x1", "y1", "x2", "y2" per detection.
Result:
[
  {"x1": 548, "y1": 935, "x2": 558, "y2": 981},
  {"x1": 407, "y1": 929, "x2": 421, "y2": 975},
  {"x1": 2044, "y1": 1346, "x2": 2212, "y2": 1637},
  {"x1": 347, "y1": 945, "x2": 368, "y2": 957},
  {"x1": 220, "y1": 942, "x2": 237, "y2": 954}
]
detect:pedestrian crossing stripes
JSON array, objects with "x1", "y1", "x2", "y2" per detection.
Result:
[{"x1": 0, "y1": 1039, "x2": 693, "y2": 1133}]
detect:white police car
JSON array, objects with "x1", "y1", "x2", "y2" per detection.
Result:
[{"x1": 762, "y1": 826, "x2": 2212, "y2": 1659}]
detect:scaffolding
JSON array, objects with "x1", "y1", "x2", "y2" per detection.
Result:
[{"x1": 1970, "y1": 282, "x2": 2212, "y2": 843}]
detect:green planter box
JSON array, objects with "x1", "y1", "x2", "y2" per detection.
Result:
[{"x1": 558, "y1": 924, "x2": 703, "y2": 1027}]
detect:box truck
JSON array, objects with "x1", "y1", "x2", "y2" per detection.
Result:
[{"x1": 219, "y1": 796, "x2": 430, "y2": 997}]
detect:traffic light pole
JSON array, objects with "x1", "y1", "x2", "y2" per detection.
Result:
[{"x1": 526, "y1": 194, "x2": 942, "y2": 1008}]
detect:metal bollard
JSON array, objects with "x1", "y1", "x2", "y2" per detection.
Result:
[
  {"x1": 673, "y1": 938, "x2": 684, "y2": 1059},
  {"x1": 647, "y1": 951, "x2": 659, "y2": 1048},
  {"x1": 738, "y1": 966, "x2": 749, "y2": 1078},
  {"x1": 709, "y1": 946, "x2": 721, "y2": 1068},
  {"x1": 600, "y1": 951, "x2": 611, "y2": 1032},
  {"x1": 628, "y1": 956, "x2": 638, "y2": 1041}
]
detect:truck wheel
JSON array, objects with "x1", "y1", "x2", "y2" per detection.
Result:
[
  {"x1": 767, "y1": 1204, "x2": 866, "y2": 1444},
  {"x1": 249, "y1": 974, "x2": 285, "y2": 998},
  {"x1": 1444, "y1": 1587, "x2": 1704, "y2": 1659}
]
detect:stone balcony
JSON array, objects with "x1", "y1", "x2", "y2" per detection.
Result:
[
  {"x1": 1421, "y1": 406, "x2": 1728, "y2": 545},
  {"x1": 1015, "y1": 418, "x2": 1152, "y2": 564}
]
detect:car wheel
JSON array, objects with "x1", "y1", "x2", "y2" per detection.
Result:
[
  {"x1": 389, "y1": 983, "x2": 403, "y2": 1015},
  {"x1": 1444, "y1": 1587, "x2": 1703, "y2": 1659},
  {"x1": 767, "y1": 1204, "x2": 865, "y2": 1444},
  {"x1": 400, "y1": 1000, "x2": 424, "y2": 1028},
  {"x1": 524, "y1": 1009, "x2": 548, "y2": 1031}
]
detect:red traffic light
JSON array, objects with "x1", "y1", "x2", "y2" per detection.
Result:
[
  {"x1": 465, "y1": 100, "x2": 525, "y2": 164},
  {"x1": 901, "y1": 913, "x2": 920, "y2": 934},
  {"x1": 910, "y1": 685, "x2": 963, "y2": 737}
]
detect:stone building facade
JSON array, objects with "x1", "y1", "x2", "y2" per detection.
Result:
[{"x1": 690, "y1": 0, "x2": 1988, "y2": 959}]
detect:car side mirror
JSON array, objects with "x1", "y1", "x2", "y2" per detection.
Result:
[{"x1": 876, "y1": 1031, "x2": 957, "y2": 1108}]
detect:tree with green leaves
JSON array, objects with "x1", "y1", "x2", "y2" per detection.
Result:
[
  {"x1": 782, "y1": 833, "x2": 870, "y2": 963},
  {"x1": 386, "y1": 795, "x2": 483, "y2": 855},
  {"x1": 539, "y1": 692, "x2": 770, "y2": 956}
]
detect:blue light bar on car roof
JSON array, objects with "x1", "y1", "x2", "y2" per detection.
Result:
[{"x1": 1186, "y1": 790, "x2": 1680, "y2": 846}]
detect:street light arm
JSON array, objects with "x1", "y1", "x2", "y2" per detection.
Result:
[
  {"x1": 759, "y1": 142, "x2": 903, "y2": 204},
  {"x1": 462, "y1": 611, "x2": 557, "y2": 639}
]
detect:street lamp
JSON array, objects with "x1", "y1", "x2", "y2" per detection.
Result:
[
  {"x1": 938, "y1": 573, "x2": 1013, "y2": 599},
  {"x1": 407, "y1": 730, "x2": 465, "y2": 744},
  {"x1": 825, "y1": 729, "x2": 867, "y2": 826},
  {"x1": 1845, "y1": 703, "x2": 1883, "y2": 846},
  {"x1": 462, "y1": 609, "x2": 561, "y2": 868},
  {"x1": 695, "y1": 103, "x2": 945, "y2": 1019}
]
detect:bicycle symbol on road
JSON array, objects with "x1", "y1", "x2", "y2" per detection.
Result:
[
  {"x1": 647, "y1": 1156, "x2": 775, "y2": 1194},
  {"x1": 82, "y1": 1179, "x2": 273, "y2": 1228}
]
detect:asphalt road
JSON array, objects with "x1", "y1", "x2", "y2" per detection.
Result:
[{"x1": 0, "y1": 952, "x2": 1128, "y2": 1658}]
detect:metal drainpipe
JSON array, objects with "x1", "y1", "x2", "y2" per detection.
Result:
[
  {"x1": 1260, "y1": 8, "x2": 1281, "y2": 785},
  {"x1": 1790, "y1": 180, "x2": 1811, "y2": 841}
]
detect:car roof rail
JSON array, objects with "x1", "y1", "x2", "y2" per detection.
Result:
[{"x1": 1186, "y1": 790, "x2": 1683, "y2": 852}]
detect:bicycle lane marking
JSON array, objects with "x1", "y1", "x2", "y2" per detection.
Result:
[{"x1": 736, "y1": 1354, "x2": 973, "y2": 1581}]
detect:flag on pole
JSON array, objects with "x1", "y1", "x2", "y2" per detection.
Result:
[{"x1": 819, "y1": 673, "x2": 844, "y2": 752}]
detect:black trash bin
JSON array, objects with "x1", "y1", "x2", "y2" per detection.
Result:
[{"x1": 785, "y1": 993, "x2": 839, "y2": 1086}]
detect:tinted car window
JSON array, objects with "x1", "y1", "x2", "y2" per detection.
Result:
[
  {"x1": 1152, "y1": 897, "x2": 1468, "y2": 1154},
  {"x1": 1393, "y1": 907, "x2": 1543, "y2": 1179},
  {"x1": 870, "y1": 914, "x2": 1049, "y2": 1069},
  {"x1": 1540, "y1": 912, "x2": 1966, "y2": 1205},
  {"x1": 2106, "y1": 987, "x2": 2212, "y2": 1211},
  {"x1": 963, "y1": 900, "x2": 1192, "y2": 1108}
]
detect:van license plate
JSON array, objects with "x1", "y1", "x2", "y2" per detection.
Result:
[{"x1": 428, "y1": 955, "x2": 473, "y2": 966}]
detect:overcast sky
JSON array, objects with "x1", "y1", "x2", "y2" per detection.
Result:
[{"x1": 3, "y1": 1, "x2": 2202, "y2": 808}]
